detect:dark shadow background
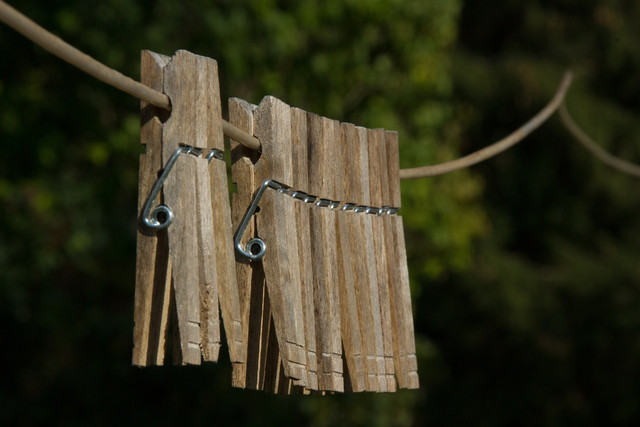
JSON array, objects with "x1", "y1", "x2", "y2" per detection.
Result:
[{"x1": 1, "y1": 1, "x2": 639, "y2": 425}]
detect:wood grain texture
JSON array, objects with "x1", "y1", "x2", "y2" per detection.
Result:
[
  {"x1": 385, "y1": 131, "x2": 419, "y2": 389},
  {"x1": 354, "y1": 126, "x2": 386, "y2": 391},
  {"x1": 209, "y1": 131, "x2": 245, "y2": 380},
  {"x1": 383, "y1": 130, "x2": 405, "y2": 386},
  {"x1": 367, "y1": 128, "x2": 396, "y2": 391},
  {"x1": 307, "y1": 113, "x2": 344, "y2": 393},
  {"x1": 132, "y1": 51, "x2": 414, "y2": 391},
  {"x1": 229, "y1": 98, "x2": 266, "y2": 389},
  {"x1": 254, "y1": 96, "x2": 307, "y2": 385},
  {"x1": 163, "y1": 153, "x2": 202, "y2": 365},
  {"x1": 340, "y1": 123, "x2": 377, "y2": 391},
  {"x1": 161, "y1": 50, "x2": 232, "y2": 365},
  {"x1": 262, "y1": 318, "x2": 282, "y2": 394},
  {"x1": 132, "y1": 51, "x2": 170, "y2": 366},
  {"x1": 133, "y1": 50, "x2": 172, "y2": 366},
  {"x1": 194, "y1": 157, "x2": 220, "y2": 362},
  {"x1": 291, "y1": 107, "x2": 319, "y2": 391},
  {"x1": 370, "y1": 129, "x2": 398, "y2": 392},
  {"x1": 163, "y1": 50, "x2": 221, "y2": 150},
  {"x1": 334, "y1": 122, "x2": 366, "y2": 392},
  {"x1": 252, "y1": 274, "x2": 272, "y2": 390}
]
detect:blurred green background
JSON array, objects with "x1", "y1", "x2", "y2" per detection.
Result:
[{"x1": 1, "y1": 0, "x2": 639, "y2": 425}]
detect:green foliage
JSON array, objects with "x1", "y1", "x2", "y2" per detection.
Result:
[{"x1": 1, "y1": 0, "x2": 639, "y2": 425}]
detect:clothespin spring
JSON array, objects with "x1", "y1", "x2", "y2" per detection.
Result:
[
  {"x1": 141, "y1": 145, "x2": 224, "y2": 230},
  {"x1": 235, "y1": 179, "x2": 400, "y2": 261}
]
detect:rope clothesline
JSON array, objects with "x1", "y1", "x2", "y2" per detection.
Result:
[
  {"x1": 559, "y1": 103, "x2": 640, "y2": 178},
  {"x1": 0, "y1": 1, "x2": 261, "y2": 151},
  {"x1": 400, "y1": 72, "x2": 572, "y2": 179},
  {"x1": 0, "y1": 0, "x2": 638, "y2": 180}
]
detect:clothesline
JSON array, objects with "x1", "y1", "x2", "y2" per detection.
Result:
[
  {"x1": 0, "y1": 0, "x2": 637, "y2": 180},
  {"x1": 399, "y1": 73, "x2": 572, "y2": 179}
]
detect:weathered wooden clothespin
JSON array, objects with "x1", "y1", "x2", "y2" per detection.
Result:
[
  {"x1": 132, "y1": 50, "x2": 245, "y2": 375},
  {"x1": 340, "y1": 123, "x2": 385, "y2": 392},
  {"x1": 132, "y1": 52, "x2": 417, "y2": 393},
  {"x1": 384, "y1": 131, "x2": 420, "y2": 389},
  {"x1": 229, "y1": 95, "x2": 419, "y2": 394},
  {"x1": 230, "y1": 97, "x2": 310, "y2": 393}
]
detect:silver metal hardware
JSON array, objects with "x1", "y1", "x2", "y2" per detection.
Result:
[
  {"x1": 315, "y1": 198, "x2": 332, "y2": 208},
  {"x1": 141, "y1": 145, "x2": 224, "y2": 230},
  {"x1": 206, "y1": 148, "x2": 224, "y2": 162},
  {"x1": 365, "y1": 206, "x2": 380, "y2": 215},
  {"x1": 235, "y1": 179, "x2": 400, "y2": 261},
  {"x1": 235, "y1": 179, "x2": 285, "y2": 261}
]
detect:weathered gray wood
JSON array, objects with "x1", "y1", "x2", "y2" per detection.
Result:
[
  {"x1": 163, "y1": 50, "x2": 222, "y2": 151},
  {"x1": 262, "y1": 318, "x2": 282, "y2": 393},
  {"x1": 253, "y1": 278, "x2": 272, "y2": 390},
  {"x1": 209, "y1": 131, "x2": 245, "y2": 380},
  {"x1": 133, "y1": 50, "x2": 172, "y2": 366},
  {"x1": 229, "y1": 98, "x2": 266, "y2": 389},
  {"x1": 163, "y1": 153, "x2": 202, "y2": 365},
  {"x1": 291, "y1": 107, "x2": 319, "y2": 391},
  {"x1": 254, "y1": 96, "x2": 307, "y2": 384},
  {"x1": 307, "y1": 112, "x2": 344, "y2": 393},
  {"x1": 355, "y1": 126, "x2": 387, "y2": 391},
  {"x1": 385, "y1": 131, "x2": 419, "y2": 389},
  {"x1": 133, "y1": 50, "x2": 415, "y2": 392},
  {"x1": 335, "y1": 121, "x2": 366, "y2": 392},
  {"x1": 340, "y1": 123, "x2": 378, "y2": 391},
  {"x1": 367, "y1": 128, "x2": 396, "y2": 391},
  {"x1": 162, "y1": 50, "x2": 228, "y2": 365},
  {"x1": 194, "y1": 157, "x2": 220, "y2": 362}
]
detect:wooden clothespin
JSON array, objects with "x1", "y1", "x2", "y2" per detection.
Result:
[
  {"x1": 229, "y1": 95, "x2": 419, "y2": 394},
  {"x1": 131, "y1": 50, "x2": 418, "y2": 392},
  {"x1": 306, "y1": 113, "x2": 345, "y2": 392},
  {"x1": 231, "y1": 97, "x2": 309, "y2": 393},
  {"x1": 132, "y1": 50, "x2": 245, "y2": 373},
  {"x1": 339, "y1": 123, "x2": 379, "y2": 392},
  {"x1": 384, "y1": 131, "x2": 420, "y2": 389}
]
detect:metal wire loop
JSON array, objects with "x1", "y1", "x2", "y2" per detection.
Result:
[
  {"x1": 141, "y1": 145, "x2": 223, "y2": 230},
  {"x1": 206, "y1": 148, "x2": 224, "y2": 162},
  {"x1": 235, "y1": 179, "x2": 284, "y2": 261},
  {"x1": 235, "y1": 179, "x2": 401, "y2": 260},
  {"x1": 315, "y1": 198, "x2": 332, "y2": 208}
]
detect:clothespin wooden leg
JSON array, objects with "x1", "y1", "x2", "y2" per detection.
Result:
[
  {"x1": 385, "y1": 131, "x2": 420, "y2": 389},
  {"x1": 195, "y1": 157, "x2": 221, "y2": 362},
  {"x1": 134, "y1": 50, "x2": 245, "y2": 367},
  {"x1": 307, "y1": 113, "x2": 344, "y2": 393},
  {"x1": 291, "y1": 107, "x2": 319, "y2": 391},
  {"x1": 253, "y1": 97, "x2": 308, "y2": 388},
  {"x1": 208, "y1": 132, "x2": 245, "y2": 377},
  {"x1": 334, "y1": 121, "x2": 366, "y2": 392},
  {"x1": 367, "y1": 128, "x2": 397, "y2": 392},
  {"x1": 163, "y1": 152, "x2": 202, "y2": 365},
  {"x1": 340, "y1": 124, "x2": 382, "y2": 391},
  {"x1": 356, "y1": 127, "x2": 388, "y2": 391},
  {"x1": 132, "y1": 51, "x2": 172, "y2": 366},
  {"x1": 229, "y1": 98, "x2": 270, "y2": 390},
  {"x1": 171, "y1": 50, "x2": 243, "y2": 368}
]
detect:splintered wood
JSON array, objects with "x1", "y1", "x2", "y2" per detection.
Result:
[
  {"x1": 228, "y1": 95, "x2": 419, "y2": 393},
  {"x1": 132, "y1": 50, "x2": 244, "y2": 370},
  {"x1": 132, "y1": 49, "x2": 417, "y2": 393}
]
